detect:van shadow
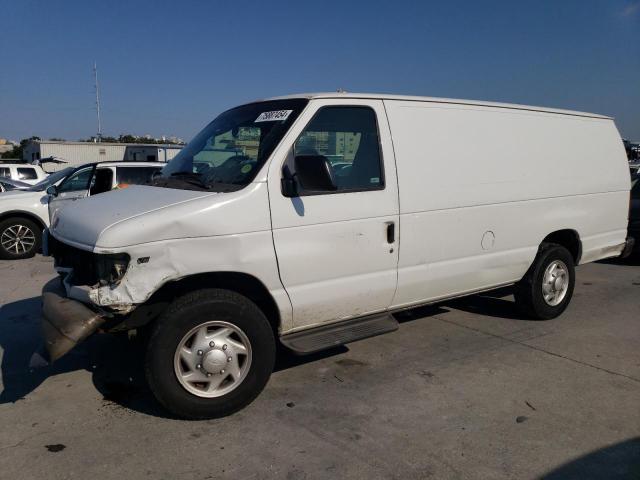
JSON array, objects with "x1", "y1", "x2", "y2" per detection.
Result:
[
  {"x1": 597, "y1": 252, "x2": 640, "y2": 267},
  {"x1": 389, "y1": 287, "x2": 529, "y2": 323},
  {"x1": 0, "y1": 295, "x2": 356, "y2": 418},
  {"x1": 91, "y1": 340, "x2": 353, "y2": 419},
  {"x1": 442, "y1": 286, "x2": 533, "y2": 321},
  {"x1": 0, "y1": 294, "x2": 166, "y2": 417},
  {"x1": 0, "y1": 287, "x2": 525, "y2": 418},
  {"x1": 540, "y1": 437, "x2": 640, "y2": 480},
  {"x1": 394, "y1": 304, "x2": 450, "y2": 323},
  {"x1": 0, "y1": 295, "x2": 88, "y2": 403}
]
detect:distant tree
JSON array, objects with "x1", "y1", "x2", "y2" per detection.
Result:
[
  {"x1": 0, "y1": 136, "x2": 40, "y2": 159},
  {"x1": 118, "y1": 134, "x2": 137, "y2": 143},
  {"x1": 0, "y1": 150, "x2": 17, "y2": 159},
  {"x1": 76, "y1": 134, "x2": 185, "y2": 145},
  {"x1": 623, "y1": 140, "x2": 638, "y2": 161},
  {"x1": 48, "y1": 137, "x2": 65, "y2": 141}
]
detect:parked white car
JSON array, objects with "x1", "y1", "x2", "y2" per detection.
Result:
[
  {"x1": 42, "y1": 93, "x2": 633, "y2": 419},
  {"x1": 0, "y1": 163, "x2": 48, "y2": 185},
  {"x1": 0, "y1": 162, "x2": 162, "y2": 259},
  {"x1": 0, "y1": 177, "x2": 32, "y2": 193}
]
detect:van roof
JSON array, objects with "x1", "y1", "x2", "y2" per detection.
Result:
[{"x1": 264, "y1": 92, "x2": 611, "y2": 120}]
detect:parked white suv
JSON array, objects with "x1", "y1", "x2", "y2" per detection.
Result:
[
  {"x1": 0, "y1": 161, "x2": 162, "y2": 259},
  {"x1": 42, "y1": 93, "x2": 633, "y2": 419},
  {"x1": 0, "y1": 163, "x2": 48, "y2": 185},
  {"x1": 0, "y1": 178, "x2": 32, "y2": 193}
]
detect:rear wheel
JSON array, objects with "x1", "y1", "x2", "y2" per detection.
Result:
[
  {"x1": 514, "y1": 243, "x2": 575, "y2": 320},
  {"x1": 0, "y1": 217, "x2": 41, "y2": 260},
  {"x1": 145, "y1": 288, "x2": 275, "y2": 419}
]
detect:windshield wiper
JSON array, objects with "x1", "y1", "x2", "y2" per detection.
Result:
[
  {"x1": 151, "y1": 171, "x2": 244, "y2": 193},
  {"x1": 203, "y1": 182, "x2": 244, "y2": 193},
  {"x1": 169, "y1": 171, "x2": 208, "y2": 186},
  {"x1": 151, "y1": 171, "x2": 210, "y2": 191}
]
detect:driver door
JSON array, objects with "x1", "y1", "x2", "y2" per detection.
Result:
[{"x1": 268, "y1": 99, "x2": 400, "y2": 331}]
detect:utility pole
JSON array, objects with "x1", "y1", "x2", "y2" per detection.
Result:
[{"x1": 94, "y1": 62, "x2": 102, "y2": 142}]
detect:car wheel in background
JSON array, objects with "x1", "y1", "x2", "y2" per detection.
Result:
[
  {"x1": 514, "y1": 242, "x2": 575, "y2": 320},
  {"x1": 0, "y1": 217, "x2": 42, "y2": 260}
]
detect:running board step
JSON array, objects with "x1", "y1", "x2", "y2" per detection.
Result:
[{"x1": 280, "y1": 314, "x2": 399, "y2": 354}]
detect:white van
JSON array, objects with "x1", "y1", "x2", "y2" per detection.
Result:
[
  {"x1": 0, "y1": 163, "x2": 47, "y2": 185},
  {"x1": 41, "y1": 93, "x2": 633, "y2": 419}
]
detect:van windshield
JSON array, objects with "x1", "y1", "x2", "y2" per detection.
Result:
[{"x1": 156, "y1": 99, "x2": 308, "y2": 192}]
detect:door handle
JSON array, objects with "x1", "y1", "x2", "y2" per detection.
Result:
[{"x1": 386, "y1": 221, "x2": 395, "y2": 244}]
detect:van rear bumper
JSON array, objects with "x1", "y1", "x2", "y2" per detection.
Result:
[{"x1": 40, "y1": 278, "x2": 107, "y2": 363}]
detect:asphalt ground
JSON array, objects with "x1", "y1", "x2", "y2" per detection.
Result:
[{"x1": 0, "y1": 255, "x2": 638, "y2": 479}]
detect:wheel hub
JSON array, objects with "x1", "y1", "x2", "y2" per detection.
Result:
[
  {"x1": 542, "y1": 260, "x2": 569, "y2": 307},
  {"x1": 553, "y1": 276, "x2": 565, "y2": 291},
  {"x1": 201, "y1": 348, "x2": 228, "y2": 373},
  {"x1": 173, "y1": 321, "x2": 252, "y2": 398}
]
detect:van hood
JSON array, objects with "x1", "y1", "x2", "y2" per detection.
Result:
[{"x1": 50, "y1": 183, "x2": 271, "y2": 250}]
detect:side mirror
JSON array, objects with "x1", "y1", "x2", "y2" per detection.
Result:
[
  {"x1": 281, "y1": 165, "x2": 298, "y2": 197},
  {"x1": 294, "y1": 155, "x2": 337, "y2": 193},
  {"x1": 46, "y1": 185, "x2": 58, "y2": 197}
]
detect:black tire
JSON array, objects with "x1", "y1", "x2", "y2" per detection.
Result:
[
  {"x1": 0, "y1": 217, "x2": 42, "y2": 260},
  {"x1": 514, "y1": 242, "x2": 575, "y2": 320},
  {"x1": 145, "y1": 288, "x2": 275, "y2": 419}
]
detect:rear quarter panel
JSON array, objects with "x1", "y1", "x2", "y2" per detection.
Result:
[{"x1": 384, "y1": 100, "x2": 630, "y2": 308}]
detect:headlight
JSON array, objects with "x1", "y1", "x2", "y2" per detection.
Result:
[{"x1": 95, "y1": 253, "x2": 130, "y2": 286}]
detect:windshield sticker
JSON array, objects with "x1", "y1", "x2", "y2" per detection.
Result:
[
  {"x1": 255, "y1": 110, "x2": 293, "y2": 123},
  {"x1": 241, "y1": 164, "x2": 252, "y2": 174}
]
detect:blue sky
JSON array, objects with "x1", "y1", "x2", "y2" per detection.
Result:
[{"x1": 1, "y1": 0, "x2": 639, "y2": 142}]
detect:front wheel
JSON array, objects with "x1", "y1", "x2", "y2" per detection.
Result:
[
  {"x1": 145, "y1": 288, "x2": 276, "y2": 419},
  {"x1": 514, "y1": 243, "x2": 575, "y2": 320}
]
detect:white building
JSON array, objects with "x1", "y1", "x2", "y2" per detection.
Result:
[{"x1": 23, "y1": 140, "x2": 183, "y2": 171}]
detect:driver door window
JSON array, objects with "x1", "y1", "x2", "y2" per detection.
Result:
[{"x1": 292, "y1": 106, "x2": 383, "y2": 193}]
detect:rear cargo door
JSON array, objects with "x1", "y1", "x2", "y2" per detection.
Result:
[{"x1": 268, "y1": 99, "x2": 400, "y2": 330}]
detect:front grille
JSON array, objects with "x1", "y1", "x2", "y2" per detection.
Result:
[{"x1": 50, "y1": 235, "x2": 100, "y2": 286}]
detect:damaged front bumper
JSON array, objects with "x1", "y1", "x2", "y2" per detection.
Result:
[{"x1": 40, "y1": 278, "x2": 107, "y2": 363}]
